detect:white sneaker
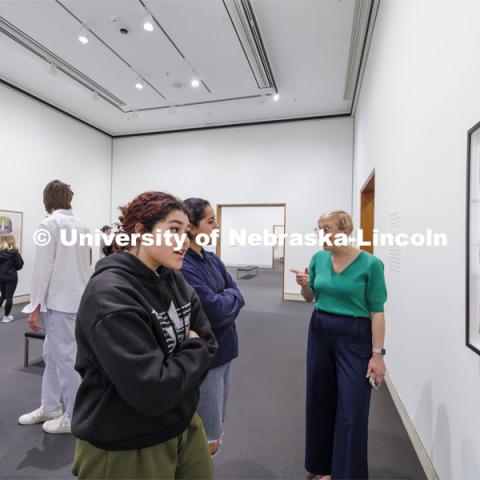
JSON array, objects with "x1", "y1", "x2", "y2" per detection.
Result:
[
  {"x1": 1, "y1": 315, "x2": 13, "y2": 323},
  {"x1": 18, "y1": 406, "x2": 63, "y2": 425},
  {"x1": 42, "y1": 413, "x2": 71, "y2": 434}
]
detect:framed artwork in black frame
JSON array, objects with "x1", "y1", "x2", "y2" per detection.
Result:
[
  {"x1": 467, "y1": 120, "x2": 480, "y2": 355},
  {"x1": 0, "y1": 209, "x2": 23, "y2": 253}
]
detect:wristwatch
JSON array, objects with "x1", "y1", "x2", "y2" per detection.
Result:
[{"x1": 372, "y1": 347, "x2": 386, "y2": 356}]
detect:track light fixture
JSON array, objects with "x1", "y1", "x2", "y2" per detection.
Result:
[
  {"x1": 144, "y1": 14, "x2": 154, "y2": 32},
  {"x1": 78, "y1": 26, "x2": 89, "y2": 44}
]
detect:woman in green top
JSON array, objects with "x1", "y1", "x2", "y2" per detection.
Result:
[{"x1": 293, "y1": 210, "x2": 387, "y2": 480}]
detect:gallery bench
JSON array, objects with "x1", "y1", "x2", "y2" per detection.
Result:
[
  {"x1": 236, "y1": 265, "x2": 259, "y2": 279},
  {"x1": 24, "y1": 331, "x2": 45, "y2": 368}
]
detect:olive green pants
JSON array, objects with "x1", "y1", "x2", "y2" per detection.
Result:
[{"x1": 72, "y1": 413, "x2": 213, "y2": 480}]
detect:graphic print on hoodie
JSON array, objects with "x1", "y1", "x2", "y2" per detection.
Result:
[
  {"x1": 72, "y1": 251, "x2": 218, "y2": 451},
  {"x1": 152, "y1": 301, "x2": 191, "y2": 355}
]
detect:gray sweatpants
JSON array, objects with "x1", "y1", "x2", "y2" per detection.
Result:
[{"x1": 40, "y1": 309, "x2": 81, "y2": 419}]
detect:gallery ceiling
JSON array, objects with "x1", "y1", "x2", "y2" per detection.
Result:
[{"x1": 0, "y1": 0, "x2": 376, "y2": 136}]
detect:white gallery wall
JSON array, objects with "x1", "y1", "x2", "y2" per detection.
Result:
[
  {"x1": 220, "y1": 206, "x2": 285, "y2": 268},
  {"x1": 0, "y1": 84, "x2": 112, "y2": 297},
  {"x1": 352, "y1": 0, "x2": 480, "y2": 478},
  {"x1": 112, "y1": 117, "x2": 353, "y2": 296}
]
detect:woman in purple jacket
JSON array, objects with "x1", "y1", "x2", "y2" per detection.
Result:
[{"x1": 181, "y1": 198, "x2": 245, "y2": 456}]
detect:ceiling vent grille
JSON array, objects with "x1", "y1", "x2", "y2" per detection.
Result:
[
  {"x1": 0, "y1": 16, "x2": 126, "y2": 109},
  {"x1": 223, "y1": 0, "x2": 277, "y2": 91},
  {"x1": 343, "y1": 0, "x2": 372, "y2": 101}
]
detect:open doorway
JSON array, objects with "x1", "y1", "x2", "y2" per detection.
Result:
[
  {"x1": 272, "y1": 224, "x2": 285, "y2": 269},
  {"x1": 215, "y1": 203, "x2": 286, "y2": 299},
  {"x1": 360, "y1": 170, "x2": 375, "y2": 254}
]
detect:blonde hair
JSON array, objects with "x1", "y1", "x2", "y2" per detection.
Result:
[
  {"x1": 0, "y1": 234, "x2": 17, "y2": 251},
  {"x1": 318, "y1": 210, "x2": 354, "y2": 233}
]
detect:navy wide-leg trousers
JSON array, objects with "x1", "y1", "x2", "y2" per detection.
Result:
[{"x1": 305, "y1": 309, "x2": 373, "y2": 480}]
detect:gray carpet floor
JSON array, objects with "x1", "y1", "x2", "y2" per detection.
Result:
[{"x1": 0, "y1": 263, "x2": 426, "y2": 479}]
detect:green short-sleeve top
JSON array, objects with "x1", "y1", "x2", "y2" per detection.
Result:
[{"x1": 308, "y1": 250, "x2": 387, "y2": 318}]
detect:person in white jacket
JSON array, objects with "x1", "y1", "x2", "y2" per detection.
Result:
[{"x1": 18, "y1": 180, "x2": 91, "y2": 434}]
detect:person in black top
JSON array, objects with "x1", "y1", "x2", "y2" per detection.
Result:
[
  {"x1": 99, "y1": 225, "x2": 114, "y2": 257},
  {"x1": 71, "y1": 192, "x2": 218, "y2": 480},
  {"x1": 0, "y1": 234, "x2": 24, "y2": 323}
]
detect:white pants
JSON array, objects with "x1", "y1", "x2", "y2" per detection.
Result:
[{"x1": 40, "y1": 309, "x2": 80, "y2": 419}]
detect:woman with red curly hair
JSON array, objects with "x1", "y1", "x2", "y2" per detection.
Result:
[{"x1": 71, "y1": 192, "x2": 218, "y2": 479}]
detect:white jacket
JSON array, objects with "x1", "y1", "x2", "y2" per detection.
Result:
[{"x1": 23, "y1": 209, "x2": 91, "y2": 314}]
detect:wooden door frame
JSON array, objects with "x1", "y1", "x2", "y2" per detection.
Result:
[
  {"x1": 272, "y1": 224, "x2": 285, "y2": 268},
  {"x1": 360, "y1": 169, "x2": 375, "y2": 254},
  {"x1": 361, "y1": 168, "x2": 375, "y2": 193},
  {"x1": 215, "y1": 203, "x2": 287, "y2": 300}
]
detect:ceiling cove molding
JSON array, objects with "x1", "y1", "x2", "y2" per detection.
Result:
[
  {"x1": 0, "y1": 15, "x2": 126, "y2": 110},
  {"x1": 112, "y1": 113, "x2": 350, "y2": 138},
  {"x1": 223, "y1": 0, "x2": 277, "y2": 92},
  {"x1": 343, "y1": 0, "x2": 372, "y2": 101},
  {"x1": 351, "y1": 0, "x2": 380, "y2": 115}
]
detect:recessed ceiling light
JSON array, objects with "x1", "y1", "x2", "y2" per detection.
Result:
[
  {"x1": 144, "y1": 15, "x2": 154, "y2": 32},
  {"x1": 273, "y1": 93, "x2": 280, "y2": 102},
  {"x1": 78, "y1": 26, "x2": 89, "y2": 44},
  {"x1": 135, "y1": 82, "x2": 144, "y2": 90},
  {"x1": 191, "y1": 78, "x2": 200, "y2": 88}
]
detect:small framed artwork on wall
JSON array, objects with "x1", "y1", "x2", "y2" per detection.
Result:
[
  {"x1": 466, "y1": 121, "x2": 480, "y2": 355},
  {"x1": 0, "y1": 210, "x2": 23, "y2": 253}
]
